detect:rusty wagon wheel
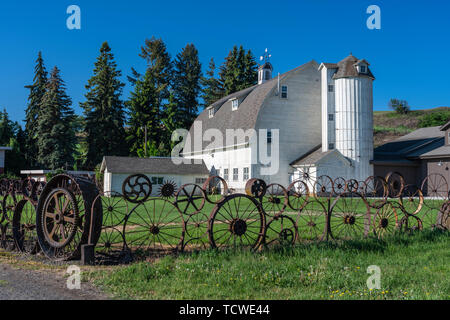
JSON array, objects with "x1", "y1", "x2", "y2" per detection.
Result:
[
  {"x1": 245, "y1": 178, "x2": 267, "y2": 199},
  {"x1": 92, "y1": 192, "x2": 128, "y2": 256},
  {"x1": 261, "y1": 183, "x2": 288, "y2": 217},
  {"x1": 399, "y1": 185, "x2": 424, "y2": 215},
  {"x1": 1, "y1": 192, "x2": 17, "y2": 250},
  {"x1": 346, "y1": 179, "x2": 359, "y2": 193},
  {"x1": 373, "y1": 202, "x2": 399, "y2": 239},
  {"x1": 122, "y1": 199, "x2": 184, "y2": 255},
  {"x1": 0, "y1": 179, "x2": 9, "y2": 196},
  {"x1": 296, "y1": 200, "x2": 328, "y2": 241},
  {"x1": 158, "y1": 181, "x2": 177, "y2": 199},
  {"x1": 436, "y1": 201, "x2": 450, "y2": 230},
  {"x1": 313, "y1": 175, "x2": 333, "y2": 199},
  {"x1": 398, "y1": 214, "x2": 423, "y2": 234},
  {"x1": 264, "y1": 215, "x2": 298, "y2": 246},
  {"x1": 41, "y1": 188, "x2": 80, "y2": 249},
  {"x1": 12, "y1": 199, "x2": 39, "y2": 254},
  {"x1": 333, "y1": 177, "x2": 347, "y2": 195},
  {"x1": 329, "y1": 192, "x2": 371, "y2": 239},
  {"x1": 175, "y1": 183, "x2": 206, "y2": 216},
  {"x1": 183, "y1": 212, "x2": 209, "y2": 251},
  {"x1": 421, "y1": 173, "x2": 449, "y2": 209},
  {"x1": 20, "y1": 178, "x2": 35, "y2": 199},
  {"x1": 202, "y1": 176, "x2": 228, "y2": 204},
  {"x1": 122, "y1": 174, "x2": 152, "y2": 203},
  {"x1": 287, "y1": 180, "x2": 309, "y2": 211},
  {"x1": 385, "y1": 172, "x2": 405, "y2": 198},
  {"x1": 30, "y1": 181, "x2": 46, "y2": 204},
  {"x1": 208, "y1": 194, "x2": 265, "y2": 250},
  {"x1": 364, "y1": 176, "x2": 387, "y2": 209},
  {"x1": 36, "y1": 174, "x2": 102, "y2": 261}
]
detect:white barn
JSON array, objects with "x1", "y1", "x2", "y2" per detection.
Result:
[
  {"x1": 182, "y1": 54, "x2": 375, "y2": 192},
  {"x1": 101, "y1": 156, "x2": 210, "y2": 196}
]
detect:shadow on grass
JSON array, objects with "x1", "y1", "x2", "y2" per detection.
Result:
[{"x1": 93, "y1": 229, "x2": 449, "y2": 265}]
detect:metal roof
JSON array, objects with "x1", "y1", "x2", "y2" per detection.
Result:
[
  {"x1": 100, "y1": 156, "x2": 210, "y2": 175},
  {"x1": 183, "y1": 60, "x2": 319, "y2": 153}
]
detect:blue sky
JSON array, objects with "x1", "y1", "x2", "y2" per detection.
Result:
[{"x1": 0, "y1": 0, "x2": 449, "y2": 124}]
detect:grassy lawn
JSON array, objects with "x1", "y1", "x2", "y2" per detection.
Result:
[
  {"x1": 87, "y1": 229, "x2": 449, "y2": 300},
  {"x1": 94, "y1": 195, "x2": 443, "y2": 252}
]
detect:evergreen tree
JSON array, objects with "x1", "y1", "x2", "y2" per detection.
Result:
[
  {"x1": 171, "y1": 43, "x2": 202, "y2": 130},
  {"x1": 219, "y1": 45, "x2": 258, "y2": 96},
  {"x1": 0, "y1": 109, "x2": 27, "y2": 175},
  {"x1": 127, "y1": 37, "x2": 173, "y2": 157},
  {"x1": 36, "y1": 67, "x2": 76, "y2": 170},
  {"x1": 126, "y1": 69, "x2": 160, "y2": 156},
  {"x1": 200, "y1": 58, "x2": 223, "y2": 108},
  {"x1": 81, "y1": 42, "x2": 128, "y2": 169},
  {"x1": 24, "y1": 51, "x2": 47, "y2": 168}
]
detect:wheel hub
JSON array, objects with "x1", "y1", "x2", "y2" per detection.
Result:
[
  {"x1": 54, "y1": 213, "x2": 62, "y2": 224},
  {"x1": 279, "y1": 229, "x2": 293, "y2": 243},
  {"x1": 344, "y1": 215, "x2": 356, "y2": 225},
  {"x1": 149, "y1": 225, "x2": 160, "y2": 235},
  {"x1": 268, "y1": 196, "x2": 281, "y2": 204},
  {"x1": 230, "y1": 219, "x2": 247, "y2": 236},
  {"x1": 307, "y1": 221, "x2": 316, "y2": 227},
  {"x1": 107, "y1": 206, "x2": 114, "y2": 212},
  {"x1": 380, "y1": 218, "x2": 389, "y2": 228}
]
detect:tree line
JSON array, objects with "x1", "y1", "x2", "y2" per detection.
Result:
[{"x1": 2, "y1": 38, "x2": 258, "y2": 174}]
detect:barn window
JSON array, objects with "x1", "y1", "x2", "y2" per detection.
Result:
[
  {"x1": 231, "y1": 99, "x2": 239, "y2": 111},
  {"x1": 359, "y1": 65, "x2": 367, "y2": 73},
  {"x1": 328, "y1": 114, "x2": 334, "y2": 121},
  {"x1": 208, "y1": 108, "x2": 214, "y2": 118},
  {"x1": 195, "y1": 177, "x2": 207, "y2": 184},
  {"x1": 328, "y1": 143, "x2": 335, "y2": 150},
  {"x1": 267, "y1": 130, "x2": 272, "y2": 144},
  {"x1": 224, "y1": 169, "x2": 229, "y2": 181},
  {"x1": 328, "y1": 85, "x2": 334, "y2": 93},
  {"x1": 233, "y1": 168, "x2": 239, "y2": 181},
  {"x1": 243, "y1": 167, "x2": 249, "y2": 181},
  {"x1": 281, "y1": 85, "x2": 288, "y2": 99}
]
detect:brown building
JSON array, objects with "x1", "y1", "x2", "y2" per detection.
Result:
[{"x1": 372, "y1": 121, "x2": 450, "y2": 191}]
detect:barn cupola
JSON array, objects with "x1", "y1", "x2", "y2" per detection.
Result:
[{"x1": 258, "y1": 48, "x2": 273, "y2": 84}]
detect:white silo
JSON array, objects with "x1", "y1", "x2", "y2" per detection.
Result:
[{"x1": 333, "y1": 54, "x2": 375, "y2": 180}]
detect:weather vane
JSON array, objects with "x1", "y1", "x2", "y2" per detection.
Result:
[{"x1": 259, "y1": 48, "x2": 272, "y2": 63}]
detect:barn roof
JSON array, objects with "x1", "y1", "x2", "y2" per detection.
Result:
[
  {"x1": 183, "y1": 60, "x2": 319, "y2": 154},
  {"x1": 100, "y1": 156, "x2": 210, "y2": 175}
]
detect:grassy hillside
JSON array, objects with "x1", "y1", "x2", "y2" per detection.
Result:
[{"x1": 373, "y1": 107, "x2": 450, "y2": 147}]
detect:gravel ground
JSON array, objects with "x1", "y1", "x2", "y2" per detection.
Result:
[{"x1": 0, "y1": 263, "x2": 108, "y2": 300}]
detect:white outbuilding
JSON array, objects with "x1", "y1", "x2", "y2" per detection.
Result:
[{"x1": 100, "y1": 156, "x2": 210, "y2": 196}]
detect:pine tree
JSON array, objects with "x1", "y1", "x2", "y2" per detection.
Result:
[
  {"x1": 127, "y1": 37, "x2": 173, "y2": 157},
  {"x1": 126, "y1": 69, "x2": 160, "y2": 156},
  {"x1": 81, "y1": 42, "x2": 128, "y2": 169},
  {"x1": 24, "y1": 52, "x2": 47, "y2": 168},
  {"x1": 36, "y1": 67, "x2": 76, "y2": 170},
  {"x1": 171, "y1": 43, "x2": 202, "y2": 130},
  {"x1": 219, "y1": 46, "x2": 239, "y2": 96},
  {"x1": 200, "y1": 58, "x2": 223, "y2": 108},
  {"x1": 219, "y1": 45, "x2": 258, "y2": 96},
  {"x1": 0, "y1": 109, "x2": 29, "y2": 175}
]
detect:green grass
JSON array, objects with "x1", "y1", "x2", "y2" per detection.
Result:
[{"x1": 87, "y1": 229, "x2": 450, "y2": 300}]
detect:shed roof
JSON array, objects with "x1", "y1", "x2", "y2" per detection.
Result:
[
  {"x1": 373, "y1": 126, "x2": 446, "y2": 162},
  {"x1": 101, "y1": 156, "x2": 210, "y2": 175}
]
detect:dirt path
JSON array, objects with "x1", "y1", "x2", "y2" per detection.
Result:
[{"x1": 0, "y1": 263, "x2": 108, "y2": 300}]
